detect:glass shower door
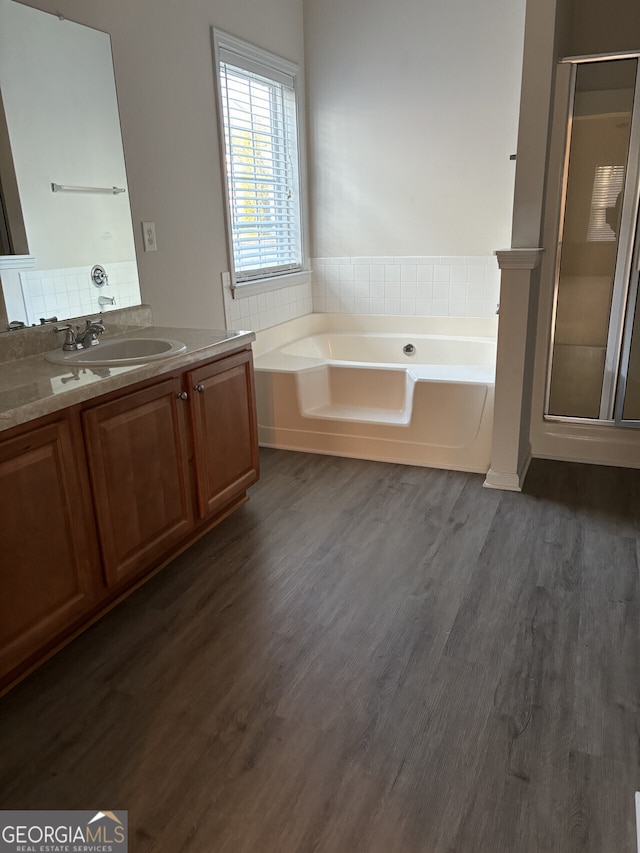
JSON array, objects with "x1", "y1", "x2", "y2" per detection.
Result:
[{"x1": 546, "y1": 55, "x2": 640, "y2": 422}]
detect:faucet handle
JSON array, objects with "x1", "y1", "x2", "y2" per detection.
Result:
[
  {"x1": 77, "y1": 318, "x2": 106, "y2": 347},
  {"x1": 54, "y1": 324, "x2": 82, "y2": 351}
]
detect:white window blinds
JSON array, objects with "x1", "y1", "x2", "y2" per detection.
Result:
[
  {"x1": 587, "y1": 164, "x2": 625, "y2": 243},
  {"x1": 217, "y1": 42, "x2": 303, "y2": 284}
]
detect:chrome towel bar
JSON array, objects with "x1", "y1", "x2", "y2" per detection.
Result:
[{"x1": 51, "y1": 183, "x2": 126, "y2": 195}]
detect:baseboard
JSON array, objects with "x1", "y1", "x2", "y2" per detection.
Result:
[{"x1": 483, "y1": 450, "x2": 532, "y2": 491}]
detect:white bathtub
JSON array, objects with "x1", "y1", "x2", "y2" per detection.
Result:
[{"x1": 253, "y1": 314, "x2": 498, "y2": 472}]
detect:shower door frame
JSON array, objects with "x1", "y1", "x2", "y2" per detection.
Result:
[
  {"x1": 544, "y1": 50, "x2": 640, "y2": 427},
  {"x1": 614, "y1": 215, "x2": 640, "y2": 427}
]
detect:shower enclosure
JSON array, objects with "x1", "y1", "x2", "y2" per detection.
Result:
[{"x1": 546, "y1": 51, "x2": 640, "y2": 427}]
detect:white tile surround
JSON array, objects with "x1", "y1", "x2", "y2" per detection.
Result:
[
  {"x1": 223, "y1": 279, "x2": 314, "y2": 333},
  {"x1": 18, "y1": 261, "x2": 140, "y2": 326},
  {"x1": 223, "y1": 256, "x2": 500, "y2": 333},
  {"x1": 312, "y1": 256, "x2": 501, "y2": 318}
]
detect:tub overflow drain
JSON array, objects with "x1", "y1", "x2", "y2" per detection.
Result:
[{"x1": 403, "y1": 343, "x2": 416, "y2": 356}]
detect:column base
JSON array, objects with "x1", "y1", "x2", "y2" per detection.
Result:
[{"x1": 483, "y1": 451, "x2": 532, "y2": 491}]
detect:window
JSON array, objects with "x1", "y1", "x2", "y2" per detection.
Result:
[
  {"x1": 587, "y1": 164, "x2": 625, "y2": 242},
  {"x1": 212, "y1": 30, "x2": 307, "y2": 290}
]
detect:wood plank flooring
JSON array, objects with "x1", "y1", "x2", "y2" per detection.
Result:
[{"x1": 1, "y1": 449, "x2": 639, "y2": 852}]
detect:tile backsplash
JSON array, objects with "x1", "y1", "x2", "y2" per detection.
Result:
[
  {"x1": 223, "y1": 279, "x2": 314, "y2": 332},
  {"x1": 311, "y1": 256, "x2": 500, "y2": 318},
  {"x1": 223, "y1": 255, "x2": 500, "y2": 333},
  {"x1": 18, "y1": 260, "x2": 140, "y2": 326}
]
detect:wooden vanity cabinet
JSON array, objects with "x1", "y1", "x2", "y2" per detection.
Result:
[
  {"x1": 82, "y1": 375, "x2": 195, "y2": 588},
  {"x1": 0, "y1": 416, "x2": 102, "y2": 682},
  {"x1": 0, "y1": 344, "x2": 260, "y2": 694},
  {"x1": 82, "y1": 348, "x2": 259, "y2": 587},
  {"x1": 189, "y1": 349, "x2": 259, "y2": 519}
]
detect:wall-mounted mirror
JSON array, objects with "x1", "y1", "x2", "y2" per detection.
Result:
[{"x1": 0, "y1": 0, "x2": 141, "y2": 330}]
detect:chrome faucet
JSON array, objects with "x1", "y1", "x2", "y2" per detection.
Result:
[
  {"x1": 54, "y1": 319, "x2": 106, "y2": 351},
  {"x1": 54, "y1": 324, "x2": 82, "y2": 351},
  {"x1": 76, "y1": 318, "x2": 106, "y2": 347}
]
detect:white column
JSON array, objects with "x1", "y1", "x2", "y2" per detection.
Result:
[{"x1": 484, "y1": 248, "x2": 544, "y2": 491}]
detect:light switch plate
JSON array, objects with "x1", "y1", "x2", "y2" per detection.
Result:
[{"x1": 142, "y1": 221, "x2": 157, "y2": 252}]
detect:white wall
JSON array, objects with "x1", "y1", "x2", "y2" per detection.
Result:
[
  {"x1": 303, "y1": 0, "x2": 527, "y2": 259},
  {"x1": 18, "y1": 0, "x2": 305, "y2": 329}
]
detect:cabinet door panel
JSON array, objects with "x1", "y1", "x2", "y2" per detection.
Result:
[
  {"x1": 83, "y1": 377, "x2": 194, "y2": 587},
  {"x1": 0, "y1": 420, "x2": 100, "y2": 677},
  {"x1": 189, "y1": 351, "x2": 259, "y2": 518}
]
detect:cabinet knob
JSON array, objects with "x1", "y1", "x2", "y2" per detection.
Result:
[
  {"x1": 177, "y1": 391, "x2": 188, "y2": 401},
  {"x1": 194, "y1": 384, "x2": 205, "y2": 393}
]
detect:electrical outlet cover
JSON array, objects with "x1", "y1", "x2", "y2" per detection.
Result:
[{"x1": 142, "y1": 221, "x2": 157, "y2": 252}]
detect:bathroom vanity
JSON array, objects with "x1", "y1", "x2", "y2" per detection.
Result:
[{"x1": 0, "y1": 322, "x2": 259, "y2": 694}]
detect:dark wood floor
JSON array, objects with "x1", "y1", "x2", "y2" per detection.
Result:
[{"x1": 1, "y1": 449, "x2": 640, "y2": 852}]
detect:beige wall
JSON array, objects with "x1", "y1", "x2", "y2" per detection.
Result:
[
  {"x1": 303, "y1": 0, "x2": 526, "y2": 258},
  {"x1": 16, "y1": 0, "x2": 305, "y2": 328},
  {"x1": 569, "y1": 0, "x2": 640, "y2": 55}
]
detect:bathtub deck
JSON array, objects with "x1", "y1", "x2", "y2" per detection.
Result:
[{"x1": 254, "y1": 350, "x2": 495, "y2": 385}]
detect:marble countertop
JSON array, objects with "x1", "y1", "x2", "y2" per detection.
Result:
[{"x1": 0, "y1": 325, "x2": 255, "y2": 432}]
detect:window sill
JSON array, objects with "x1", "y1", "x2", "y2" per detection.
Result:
[{"x1": 231, "y1": 269, "x2": 311, "y2": 299}]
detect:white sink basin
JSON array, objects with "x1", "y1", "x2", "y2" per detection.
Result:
[{"x1": 46, "y1": 337, "x2": 187, "y2": 366}]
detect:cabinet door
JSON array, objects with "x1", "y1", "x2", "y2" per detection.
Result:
[
  {"x1": 189, "y1": 350, "x2": 259, "y2": 519},
  {"x1": 83, "y1": 377, "x2": 194, "y2": 587},
  {"x1": 0, "y1": 419, "x2": 101, "y2": 681}
]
